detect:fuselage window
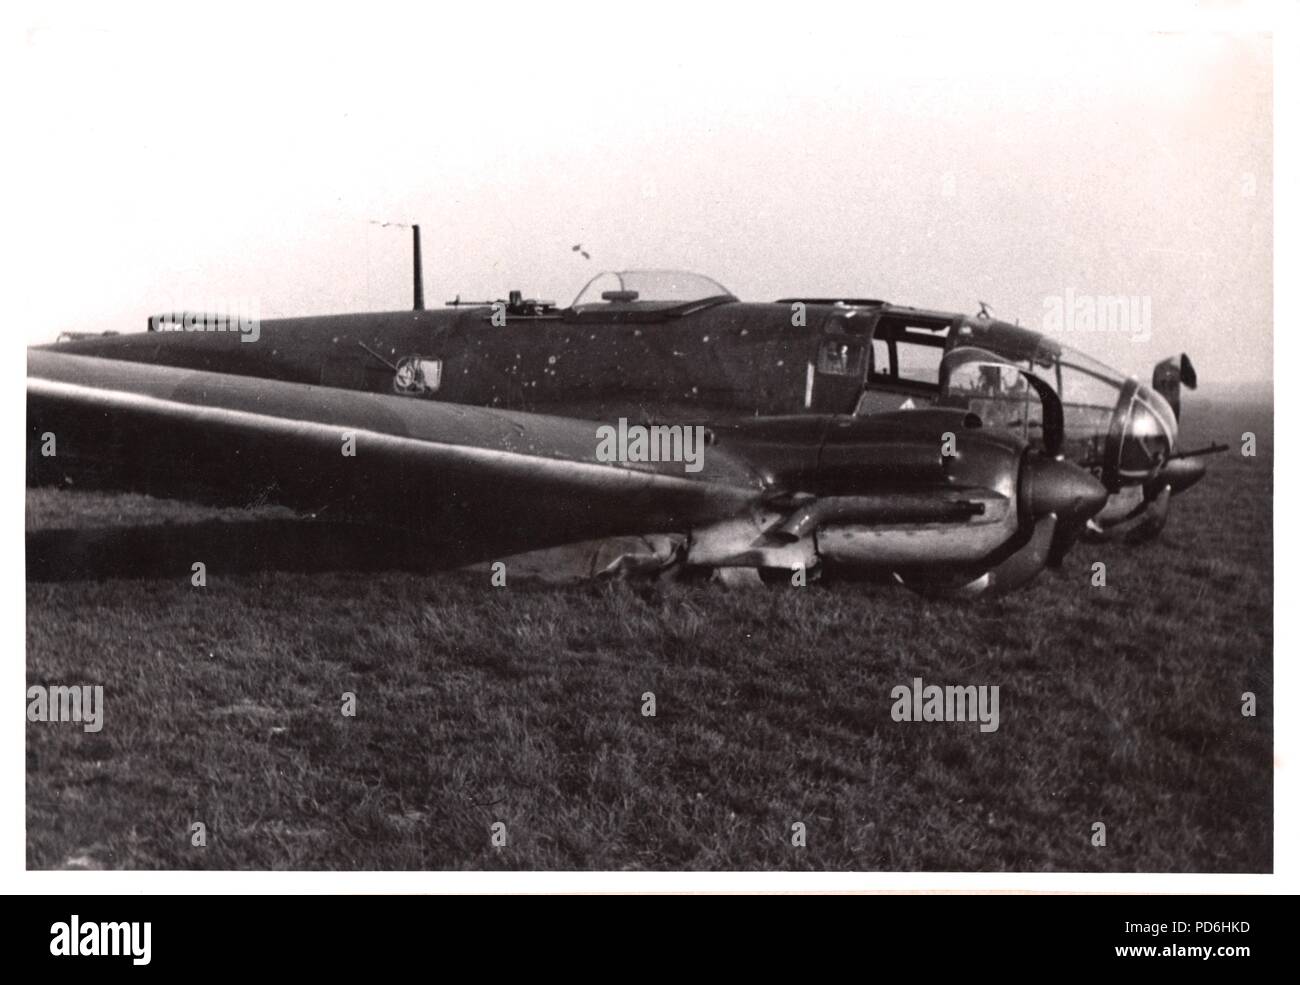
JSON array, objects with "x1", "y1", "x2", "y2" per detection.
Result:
[
  {"x1": 894, "y1": 340, "x2": 944, "y2": 385},
  {"x1": 867, "y1": 317, "x2": 950, "y2": 391},
  {"x1": 817, "y1": 339, "x2": 864, "y2": 376}
]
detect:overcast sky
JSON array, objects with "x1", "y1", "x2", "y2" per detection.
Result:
[{"x1": 12, "y1": 3, "x2": 1273, "y2": 384}]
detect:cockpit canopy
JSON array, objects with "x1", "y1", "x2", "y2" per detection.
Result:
[
  {"x1": 570, "y1": 270, "x2": 736, "y2": 310},
  {"x1": 940, "y1": 335, "x2": 1178, "y2": 489}
]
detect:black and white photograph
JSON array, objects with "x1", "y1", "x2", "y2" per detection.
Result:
[{"x1": 9, "y1": 0, "x2": 1289, "y2": 898}]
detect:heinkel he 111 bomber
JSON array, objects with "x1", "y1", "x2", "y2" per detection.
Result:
[{"x1": 28, "y1": 228, "x2": 1223, "y2": 596}]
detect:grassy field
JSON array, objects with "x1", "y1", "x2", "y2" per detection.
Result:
[{"x1": 25, "y1": 399, "x2": 1272, "y2": 871}]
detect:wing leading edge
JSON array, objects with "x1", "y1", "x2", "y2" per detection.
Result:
[{"x1": 28, "y1": 350, "x2": 764, "y2": 554}]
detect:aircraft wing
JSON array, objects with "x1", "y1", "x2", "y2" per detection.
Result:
[
  {"x1": 27, "y1": 350, "x2": 765, "y2": 554},
  {"x1": 28, "y1": 349, "x2": 1108, "y2": 594}
]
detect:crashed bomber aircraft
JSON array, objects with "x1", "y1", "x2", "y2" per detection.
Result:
[{"x1": 28, "y1": 243, "x2": 1216, "y2": 597}]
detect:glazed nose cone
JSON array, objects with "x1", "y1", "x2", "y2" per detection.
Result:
[{"x1": 1116, "y1": 383, "x2": 1180, "y2": 482}]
